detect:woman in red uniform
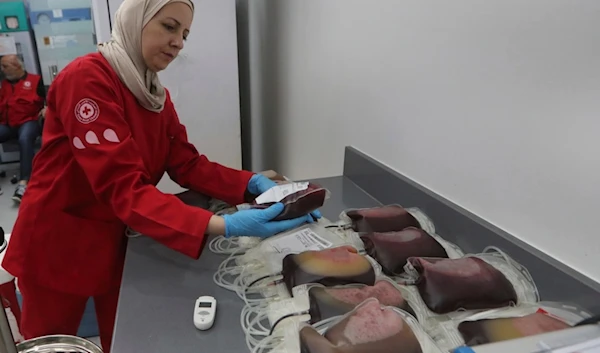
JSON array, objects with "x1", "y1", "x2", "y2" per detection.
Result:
[{"x1": 1, "y1": 0, "x2": 319, "y2": 351}]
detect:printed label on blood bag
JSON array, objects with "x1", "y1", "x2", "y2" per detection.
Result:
[
  {"x1": 537, "y1": 307, "x2": 587, "y2": 326},
  {"x1": 255, "y1": 182, "x2": 309, "y2": 204},
  {"x1": 268, "y1": 228, "x2": 333, "y2": 253}
]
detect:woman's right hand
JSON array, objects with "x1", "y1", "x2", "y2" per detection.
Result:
[{"x1": 221, "y1": 203, "x2": 313, "y2": 238}]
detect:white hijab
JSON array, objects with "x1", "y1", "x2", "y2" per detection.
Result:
[{"x1": 98, "y1": 0, "x2": 194, "y2": 113}]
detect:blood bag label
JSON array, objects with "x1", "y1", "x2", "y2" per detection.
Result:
[
  {"x1": 268, "y1": 228, "x2": 333, "y2": 253},
  {"x1": 537, "y1": 307, "x2": 589, "y2": 326},
  {"x1": 255, "y1": 182, "x2": 309, "y2": 204}
]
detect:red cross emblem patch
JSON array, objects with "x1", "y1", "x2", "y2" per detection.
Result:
[{"x1": 74, "y1": 98, "x2": 100, "y2": 124}]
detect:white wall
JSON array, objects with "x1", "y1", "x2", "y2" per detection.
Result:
[
  {"x1": 91, "y1": 0, "x2": 111, "y2": 43},
  {"x1": 246, "y1": 1, "x2": 600, "y2": 282},
  {"x1": 108, "y1": 0, "x2": 243, "y2": 194},
  {"x1": 107, "y1": 0, "x2": 120, "y2": 27}
]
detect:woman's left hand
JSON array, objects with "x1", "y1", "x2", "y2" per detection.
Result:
[
  {"x1": 247, "y1": 174, "x2": 278, "y2": 196},
  {"x1": 246, "y1": 173, "x2": 323, "y2": 220}
]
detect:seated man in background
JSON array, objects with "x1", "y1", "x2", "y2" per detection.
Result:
[{"x1": 0, "y1": 54, "x2": 45, "y2": 202}]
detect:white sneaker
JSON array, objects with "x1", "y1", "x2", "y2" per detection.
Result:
[{"x1": 11, "y1": 184, "x2": 25, "y2": 203}]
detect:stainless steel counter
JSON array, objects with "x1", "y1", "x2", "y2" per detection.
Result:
[
  {"x1": 110, "y1": 176, "x2": 380, "y2": 353},
  {"x1": 111, "y1": 146, "x2": 600, "y2": 352}
]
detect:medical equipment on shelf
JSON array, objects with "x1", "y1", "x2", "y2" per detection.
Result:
[
  {"x1": 429, "y1": 302, "x2": 592, "y2": 352},
  {"x1": 212, "y1": 221, "x2": 364, "y2": 293},
  {"x1": 251, "y1": 298, "x2": 443, "y2": 353},
  {"x1": 0, "y1": 2, "x2": 40, "y2": 78},
  {"x1": 241, "y1": 276, "x2": 420, "y2": 351},
  {"x1": 28, "y1": 0, "x2": 98, "y2": 86},
  {"x1": 193, "y1": 296, "x2": 217, "y2": 331}
]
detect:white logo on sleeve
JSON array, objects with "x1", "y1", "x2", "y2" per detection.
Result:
[
  {"x1": 74, "y1": 98, "x2": 100, "y2": 124},
  {"x1": 73, "y1": 137, "x2": 85, "y2": 149},
  {"x1": 103, "y1": 129, "x2": 120, "y2": 143},
  {"x1": 85, "y1": 131, "x2": 100, "y2": 144},
  {"x1": 72, "y1": 129, "x2": 122, "y2": 150}
]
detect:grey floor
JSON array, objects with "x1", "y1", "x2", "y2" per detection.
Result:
[{"x1": 0, "y1": 163, "x2": 20, "y2": 234}]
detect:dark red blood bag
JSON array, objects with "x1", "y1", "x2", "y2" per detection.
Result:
[
  {"x1": 458, "y1": 312, "x2": 570, "y2": 346},
  {"x1": 299, "y1": 299, "x2": 424, "y2": 353},
  {"x1": 307, "y1": 280, "x2": 415, "y2": 324},
  {"x1": 281, "y1": 246, "x2": 377, "y2": 295},
  {"x1": 407, "y1": 257, "x2": 518, "y2": 314},
  {"x1": 252, "y1": 183, "x2": 328, "y2": 221},
  {"x1": 345, "y1": 205, "x2": 421, "y2": 233},
  {"x1": 360, "y1": 227, "x2": 448, "y2": 275}
]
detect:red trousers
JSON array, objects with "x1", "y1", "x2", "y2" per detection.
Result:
[
  {"x1": 18, "y1": 277, "x2": 120, "y2": 353},
  {"x1": 0, "y1": 280, "x2": 22, "y2": 342}
]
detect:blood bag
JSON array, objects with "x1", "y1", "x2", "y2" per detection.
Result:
[
  {"x1": 240, "y1": 247, "x2": 382, "y2": 309},
  {"x1": 242, "y1": 278, "x2": 417, "y2": 351},
  {"x1": 213, "y1": 221, "x2": 357, "y2": 294},
  {"x1": 407, "y1": 256, "x2": 517, "y2": 314},
  {"x1": 281, "y1": 246, "x2": 377, "y2": 295},
  {"x1": 208, "y1": 171, "x2": 293, "y2": 255},
  {"x1": 301, "y1": 298, "x2": 442, "y2": 353},
  {"x1": 307, "y1": 280, "x2": 415, "y2": 323},
  {"x1": 360, "y1": 227, "x2": 450, "y2": 275},
  {"x1": 252, "y1": 298, "x2": 443, "y2": 353},
  {"x1": 344, "y1": 205, "x2": 421, "y2": 233},
  {"x1": 460, "y1": 313, "x2": 570, "y2": 345},
  {"x1": 428, "y1": 302, "x2": 592, "y2": 351},
  {"x1": 402, "y1": 247, "x2": 539, "y2": 317},
  {"x1": 252, "y1": 183, "x2": 330, "y2": 221}
]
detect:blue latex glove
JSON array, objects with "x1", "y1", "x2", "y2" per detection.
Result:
[
  {"x1": 247, "y1": 174, "x2": 278, "y2": 196},
  {"x1": 247, "y1": 174, "x2": 323, "y2": 220},
  {"x1": 311, "y1": 209, "x2": 323, "y2": 220},
  {"x1": 223, "y1": 202, "x2": 313, "y2": 238}
]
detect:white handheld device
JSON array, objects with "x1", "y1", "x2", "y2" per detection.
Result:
[{"x1": 193, "y1": 296, "x2": 217, "y2": 330}]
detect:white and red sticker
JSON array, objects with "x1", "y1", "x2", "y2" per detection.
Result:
[
  {"x1": 74, "y1": 98, "x2": 100, "y2": 124},
  {"x1": 23, "y1": 81, "x2": 31, "y2": 89}
]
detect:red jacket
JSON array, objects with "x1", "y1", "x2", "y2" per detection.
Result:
[
  {"x1": 2, "y1": 53, "x2": 253, "y2": 296},
  {"x1": 0, "y1": 73, "x2": 44, "y2": 126}
]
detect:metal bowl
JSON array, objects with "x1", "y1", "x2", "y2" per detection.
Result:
[{"x1": 16, "y1": 335, "x2": 103, "y2": 353}]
